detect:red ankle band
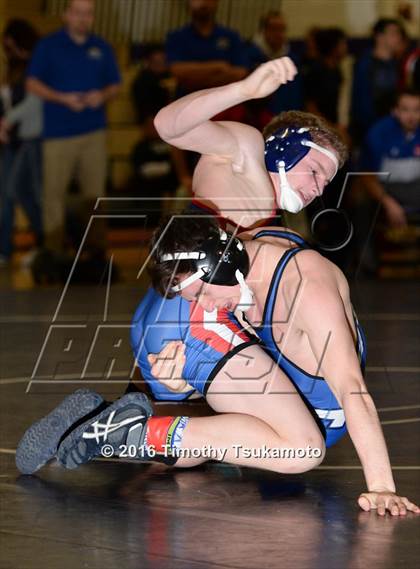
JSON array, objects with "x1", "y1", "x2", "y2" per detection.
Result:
[{"x1": 146, "y1": 416, "x2": 177, "y2": 453}]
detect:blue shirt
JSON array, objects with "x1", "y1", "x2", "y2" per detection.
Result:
[
  {"x1": 350, "y1": 51, "x2": 399, "y2": 140},
  {"x1": 166, "y1": 23, "x2": 246, "y2": 67},
  {"x1": 244, "y1": 41, "x2": 303, "y2": 113},
  {"x1": 361, "y1": 115, "x2": 420, "y2": 182},
  {"x1": 27, "y1": 28, "x2": 121, "y2": 138}
]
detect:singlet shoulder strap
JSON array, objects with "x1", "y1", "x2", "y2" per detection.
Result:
[
  {"x1": 261, "y1": 244, "x2": 308, "y2": 327},
  {"x1": 252, "y1": 229, "x2": 309, "y2": 248},
  {"x1": 252, "y1": 229, "x2": 310, "y2": 327}
]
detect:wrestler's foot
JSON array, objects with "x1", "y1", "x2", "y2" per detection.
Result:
[
  {"x1": 57, "y1": 392, "x2": 153, "y2": 469},
  {"x1": 16, "y1": 389, "x2": 105, "y2": 475}
]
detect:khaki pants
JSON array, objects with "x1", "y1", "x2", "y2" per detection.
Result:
[{"x1": 43, "y1": 129, "x2": 107, "y2": 251}]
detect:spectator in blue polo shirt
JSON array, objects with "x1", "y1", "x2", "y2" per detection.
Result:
[
  {"x1": 165, "y1": 0, "x2": 248, "y2": 97},
  {"x1": 165, "y1": 0, "x2": 249, "y2": 184},
  {"x1": 352, "y1": 88, "x2": 420, "y2": 275},
  {"x1": 245, "y1": 11, "x2": 303, "y2": 116},
  {"x1": 360, "y1": 88, "x2": 420, "y2": 228},
  {"x1": 26, "y1": 0, "x2": 121, "y2": 253}
]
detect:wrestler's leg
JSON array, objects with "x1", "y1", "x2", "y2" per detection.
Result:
[
  {"x1": 18, "y1": 348, "x2": 323, "y2": 475},
  {"x1": 52, "y1": 380, "x2": 323, "y2": 475},
  {"x1": 175, "y1": 344, "x2": 325, "y2": 473},
  {"x1": 132, "y1": 294, "x2": 324, "y2": 473},
  {"x1": 17, "y1": 339, "x2": 323, "y2": 474}
]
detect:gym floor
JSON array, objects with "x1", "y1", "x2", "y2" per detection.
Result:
[{"x1": 0, "y1": 278, "x2": 419, "y2": 569}]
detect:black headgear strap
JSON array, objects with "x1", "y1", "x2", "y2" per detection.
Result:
[{"x1": 159, "y1": 229, "x2": 249, "y2": 291}]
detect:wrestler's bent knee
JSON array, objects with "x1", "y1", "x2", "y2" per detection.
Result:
[{"x1": 282, "y1": 433, "x2": 326, "y2": 474}]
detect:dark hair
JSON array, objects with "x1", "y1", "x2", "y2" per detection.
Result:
[
  {"x1": 372, "y1": 18, "x2": 403, "y2": 37},
  {"x1": 138, "y1": 42, "x2": 165, "y2": 60},
  {"x1": 149, "y1": 213, "x2": 220, "y2": 298},
  {"x1": 393, "y1": 87, "x2": 420, "y2": 106},
  {"x1": 314, "y1": 27, "x2": 346, "y2": 58},
  {"x1": 3, "y1": 19, "x2": 39, "y2": 53},
  {"x1": 259, "y1": 10, "x2": 285, "y2": 30},
  {"x1": 263, "y1": 110, "x2": 348, "y2": 167}
]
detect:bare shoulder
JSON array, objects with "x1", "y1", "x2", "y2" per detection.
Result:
[
  {"x1": 218, "y1": 121, "x2": 265, "y2": 155},
  {"x1": 193, "y1": 121, "x2": 267, "y2": 176},
  {"x1": 286, "y1": 248, "x2": 350, "y2": 299}
]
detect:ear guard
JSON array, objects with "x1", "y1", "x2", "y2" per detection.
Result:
[
  {"x1": 264, "y1": 127, "x2": 339, "y2": 214},
  {"x1": 264, "y1": 126, "x2": 338, "y2": 175},
  {"x1": 160, "y1": 229, "x2": 250, "y2": 292}
]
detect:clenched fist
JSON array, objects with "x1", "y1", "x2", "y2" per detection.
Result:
[
  {"x1": 239, "y1": 57, "x2": 297, "y2": 100},
  {"x1": 148, "y1": 340, "x2": 193, "y2": 393}
]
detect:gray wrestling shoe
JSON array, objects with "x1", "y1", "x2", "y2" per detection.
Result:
[
  {"x1": 15, "y1": 389, "x2": 105, "y2": 475},
  {"x1": 57, "y1": 392, "x2": 153, "y2": 469}
]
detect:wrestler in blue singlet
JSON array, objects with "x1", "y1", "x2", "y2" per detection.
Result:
[
  {"x1": 131, "y1": 227, "x2": 367, "y2": 447},
  {"x1": 131, "y1": 123, "x2": 364, "y2": 446},
  {"x1": 249, "y1": 228, "x2": 367, "y2": 447},
  {"x1": 131, "y1": 201, "x2": 261, "y2": 401},
  {"x1": 131, "y1": 288, "x2": 258, "y2": 400}
]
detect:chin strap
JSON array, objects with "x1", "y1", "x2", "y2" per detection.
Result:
[
  {"x1": 278, "y1": 140, "x2": 340, "y2": 214},
  {"x1": 278, "y1": 160, "x2": 304, "y2": 214},
  {"x1": 235, "y1": 269, "x2": 254, "y2": 312}
]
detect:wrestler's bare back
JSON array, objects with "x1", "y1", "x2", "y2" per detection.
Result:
[{"x1": 240, "y1": 227, "x2": 359, "y2": 376}]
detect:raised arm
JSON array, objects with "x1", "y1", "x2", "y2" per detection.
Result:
[
  {"x1": 170, "y1": 60, "x2": 247, "y2": 91},
  {"x1": 294, "y1": 251, "x2": 419, "y2": 515},
  {"x1": 154, "y1": 57, "x2": 297, "y2": 157}
]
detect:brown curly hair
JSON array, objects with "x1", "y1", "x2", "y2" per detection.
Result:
[
  {"x1": 263, "y1": 110, "x2": 348, "y2": 167},
  {"x1": 149, "y1": 213, "x2": 220, "y2": 298}
]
